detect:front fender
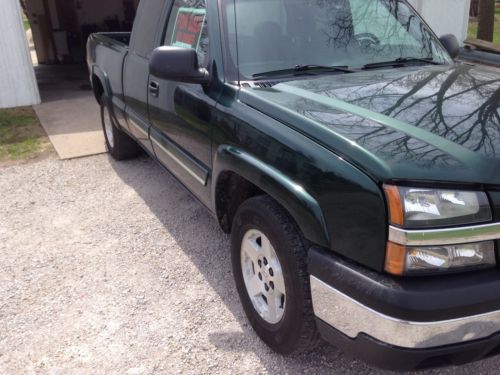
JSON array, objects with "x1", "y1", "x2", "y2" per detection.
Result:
[{"x1": 213, "y1": 145, "x2": 330, "y2": 247}]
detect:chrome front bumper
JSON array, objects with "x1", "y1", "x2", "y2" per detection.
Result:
[{"x1": 311, "y1": 276, "x2": 500, "y2": 349}]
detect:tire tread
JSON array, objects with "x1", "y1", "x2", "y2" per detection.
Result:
[
  {"x1": 233, "y1": 195, "x2": 321, "y2": 355},
  {"x1": 100, "y1": 97, "x2": 138, "y2": 161},
  {"x1": 256, "y1": 196, "x2": 321, "y2": 353}
]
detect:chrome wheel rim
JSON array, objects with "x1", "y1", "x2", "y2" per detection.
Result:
[
  {"x1": 103, "y1": 107, "x2": 114, "y2": 149},
  {"x1": 241, "y1": 229, "x2": 286, "y2": 324}
]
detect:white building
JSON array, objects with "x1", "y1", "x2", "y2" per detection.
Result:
[
  {"x1": 0, "y1": 1, "x2": 40, "y2": 109},
  {"x1": 1, "y1": 0, "x2": 472, "y2": 109},
  {"x1": 409, "y1": 0, "x2": 472, "y2": 43}
]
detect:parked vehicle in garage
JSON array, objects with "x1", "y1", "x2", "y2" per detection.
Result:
[{"x1": 87, "y1": 0, "x2": 500, "y2": 370}]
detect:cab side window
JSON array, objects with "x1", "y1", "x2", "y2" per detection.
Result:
[
  {"x1": 130, "y1": 0, "x2": 166, "y2": 57},
  {"x1": 164, "y1": 0, "x2": 209, "y2": 66}
]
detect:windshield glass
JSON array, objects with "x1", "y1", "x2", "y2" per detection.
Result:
[{"x1": 224, "y1": 0, "x2": 451, "y2": 80}]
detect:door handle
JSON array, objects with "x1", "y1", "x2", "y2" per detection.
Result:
[{"x1": 149, "y1": 80, "x2": 159, "y2": 97}]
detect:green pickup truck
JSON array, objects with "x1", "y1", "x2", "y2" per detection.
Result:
[{"x1": 87, "y1": 0, "x2": 500, "y2": 370}]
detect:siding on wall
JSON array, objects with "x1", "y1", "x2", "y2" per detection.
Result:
[
  {"x1": 408, "y1": 0, "x2": 471, "y2": 45},
  {"x1": 0, "y1": 0, "x2": 40, "y2": 109}
]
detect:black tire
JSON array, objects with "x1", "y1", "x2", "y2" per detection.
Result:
[
  {"x1": 100, "y1": 96, "x2": 138, "y2": 160},
  {"x1": 231, "y1": 195, "x2": 320, "y2": 355}
]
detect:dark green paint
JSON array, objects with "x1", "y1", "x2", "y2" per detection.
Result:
[
  {"x1": 87, "y1": 0, "x2": 500, "y2": 272},
  {"x1": 214, "y1": 145, "x2": 330, "y2": 247},
  {"x1": 211, "y1": 96, "x2": 388, "y2": 269},
  {"x1": 243, "y1": 64, "x2": 500, "y2": 186}
]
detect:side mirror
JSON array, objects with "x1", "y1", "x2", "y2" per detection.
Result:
[
  {"x1": 149, "y1": 46, "x2": 210, "y2": 84},
  {"x1": 439, "y1": 34, "x2": 460, "y2": 59}
]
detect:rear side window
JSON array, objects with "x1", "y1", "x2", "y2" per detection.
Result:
[
  {"x1": 130, "y1": 0, "x2": 167, "y2": 57},
  {"x1": 164, "y1": 0, "x2": 209, "y2": 66}
]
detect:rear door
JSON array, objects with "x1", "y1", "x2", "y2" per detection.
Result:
[
  {"x1": 123, "y1": 0, "x2": 167, "y2": 153},
  {"x1": 148, "y1": 0, "x2": 217, "y2": 206}
]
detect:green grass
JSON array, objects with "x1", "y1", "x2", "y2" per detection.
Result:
[
  {"x1": 469, "y1": 11, "x2": 500, "y2": 44},
  {"x1": 23, "y1": 15, "x2": 30, "y2": 31},
  {"x1": 0, "y1": 107, "x2": 53, "y2": 165}
]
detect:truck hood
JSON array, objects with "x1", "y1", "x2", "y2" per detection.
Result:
[{"x1": 240, "y1": 64, "x2": 500, "y2": 186}]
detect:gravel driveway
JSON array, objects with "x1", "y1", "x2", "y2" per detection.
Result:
[{"x1": 1, "y1": 155, "x2": 499, "y2": 374}]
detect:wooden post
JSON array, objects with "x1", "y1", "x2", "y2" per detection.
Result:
[
  {"x1": 470, "y1": 0, "x2": 479, "y2": 17},
  {"x1": 19, "y1": 0, "x2": 28, "y2": 14},
  {"x1": 477, "y1": 0, "x2": 495, "y2": 41},
  {"x1": 41, "y1": 0, "x2": 58, "y2": 62}
]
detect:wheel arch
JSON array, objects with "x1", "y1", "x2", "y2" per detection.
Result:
[
  {"x1": 213, "y1": 145, "x2": 330, "y2": 248},
  {"x1": 90, "y1": 65, "x2": 112, "y2": 104}
]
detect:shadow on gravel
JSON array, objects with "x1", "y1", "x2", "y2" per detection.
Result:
[{"x1": 108, "y1": 155, "x2": 474, "y2": 375}]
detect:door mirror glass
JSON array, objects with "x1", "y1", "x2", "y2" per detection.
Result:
[{"x1": 149, "y1": 46, "x2": 210, "y2": 84}]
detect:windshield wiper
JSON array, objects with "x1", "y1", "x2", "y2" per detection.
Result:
[
  {"x1": 362, "y1": 57, "x2": 441, "y2": 70},
  {"x1": 252, "y1": 64, "x2": 355, "y2": 79}
]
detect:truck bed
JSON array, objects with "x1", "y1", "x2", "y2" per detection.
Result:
[
  {"x1": 92, "y1": 32, "x2": 131, "y2": 47},
  {"x1": 87, "y1": 32, "x2": 131, "y2": 107}
]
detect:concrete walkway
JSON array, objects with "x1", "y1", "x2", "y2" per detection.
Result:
[{"x1": 34, "y1": 65, "x2": 106, "y2": 160}]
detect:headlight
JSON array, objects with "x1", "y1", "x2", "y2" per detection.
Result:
[
  {"x1": 386, "y1": 241, "x2": 496, "y2": 276},
  {"x1": 384, "y1": 185, "x2": 491, "y2": 228},
  {"x1": 384, "y1": 185, "x2": 496, "y2": 276}
]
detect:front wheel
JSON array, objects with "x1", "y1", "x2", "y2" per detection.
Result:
[
  {"x1": 231, "y1": 196, "x2": 319, "y2": 354},
  {"x1": 100, "y1": 96, "x2": 138, "y2": 160}
]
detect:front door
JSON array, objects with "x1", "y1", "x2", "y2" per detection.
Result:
[
  {"x1": 124, "y1": 0, "x2": 166, "y2": 154},
  {"x1": 148, "y1": 0, "x2": 216, "y2": 206}
]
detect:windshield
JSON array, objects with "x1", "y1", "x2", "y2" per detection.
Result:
[{"x1": 223, "y1": 0, "x2": 451, "y2": 81}]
